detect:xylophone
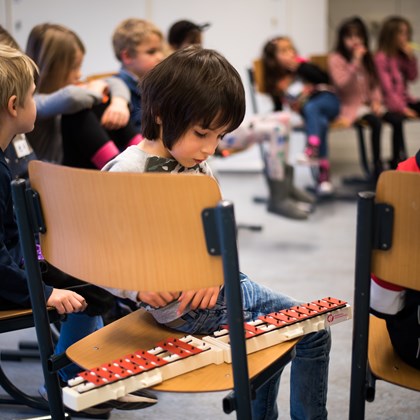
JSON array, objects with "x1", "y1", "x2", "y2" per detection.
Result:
[{"x1": 63, "y1": 297, "x2": 351, "y2": 411}]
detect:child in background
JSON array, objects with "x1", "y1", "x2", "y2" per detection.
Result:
[
  {"x1": 262, "y1": 36, "x2": 340, "y2": 195},
  {"x1": 112, "y1": 18, "x2": 167, "y2": 132},
  {"x1": 328, "y1": 16, "x2": 385, "y2": 181},
  {"x1": 26, "y1": 23, "x2": 142, "y2": 169},
  {"x1": 102, "y1": 46, "x2": 332, "y2": 420},
  {"x1": 375, "y1": 16, "x2": 420, "y2": 168},
  {"x1": 167, "y1": 19, "x2": 210, "y2": 50}
]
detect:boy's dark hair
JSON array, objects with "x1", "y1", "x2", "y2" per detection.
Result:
[
  {"x1": 141, "y1": 46, "x2": 245, "y2": 149},
  {"x1": 168, "y1": 20, "x2": 210, "y2": 50}
]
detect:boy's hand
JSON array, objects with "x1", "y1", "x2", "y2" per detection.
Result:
[
  {"x1": 137, "y1": 291, "x2": 180, "y2": 308},
  {"x1": 47, "y1": 288, "x2": 87, "y2": 315},
  {"x1": 101, "y1": 96, "x2": 130, "y2": 130},
  {"x1": 177, "y1": 287, "x2": 221, "y2": 315}
]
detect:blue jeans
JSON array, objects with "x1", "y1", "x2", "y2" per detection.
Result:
[
  {"x1": 302, "y1": 92, "x2": 340, "y2": 158},
  {"x1": 54, "y1": 312, "x2": 104, "y2": 382},
  {"x1": 171, "y1": 274, "x2": 331, "y2": 420}
]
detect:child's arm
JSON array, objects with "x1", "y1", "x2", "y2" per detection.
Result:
[
  {"x1": 296, "y1": 62, "x2": 329, "y2": 85},
  {"x1": 375, "y1": 53, "x2": 407, "y2": 113},
  {"x1": 328, "y1": 52, "x2": 358, "y2": 89},
  {"x1": 100, "y1": 77, "x2": 131, "y2": 130},
  {"x1": 35, "y1": 85, "x2": 103, "y2": 119}
]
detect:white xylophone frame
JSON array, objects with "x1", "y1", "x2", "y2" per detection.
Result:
[{"x1": 63, "y1": 297, "x2": 352, "y2": 412}]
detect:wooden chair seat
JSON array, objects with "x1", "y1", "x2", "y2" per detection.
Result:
[{"x1": 368, "y1": 315, "x2": 420, "y2": 391}]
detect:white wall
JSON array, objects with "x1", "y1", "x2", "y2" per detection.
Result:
[{"x1": 4, "y1": 0, "x2": 327, "y2": 115}]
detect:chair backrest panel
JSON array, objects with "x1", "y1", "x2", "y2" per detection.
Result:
[
  {"x1": 372, "y1": 170, "x2": 420, "y2": 290},
  {"x1": 28, "y1": 161, "x2": 224, "y2": 292},
  {"x1": 252, "y1": 59, "x2": 266, "y2": 93}
]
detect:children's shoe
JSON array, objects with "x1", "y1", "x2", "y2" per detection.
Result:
[
  {"x1": 317, "y1": 180, "x2": 334, "y2": 196},
  {"x1": 317, "y1": 160, "x2": 334, "y2": 196}
]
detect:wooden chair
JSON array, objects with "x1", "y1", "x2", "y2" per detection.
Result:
[
  {"x1": 349, "y1": 170, "x2": 420, "y2": 419},
  {"x1": 12, "y1": 160, "x2": 299, "y2": 419},
  {"x1": 0, "y1": 307, "x2": 61, "y2": 411}
]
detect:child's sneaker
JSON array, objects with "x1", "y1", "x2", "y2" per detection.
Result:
[{"x1": 317, "y1": 160, "x2": 334, "y2": 196}]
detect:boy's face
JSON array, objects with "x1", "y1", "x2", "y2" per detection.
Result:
[
  {"x1": 168, "y1": 124, "x2": 229, "y2": 168},
  {"x1": 15, "y1": 82, "x2": 37, "y2": 134},
  {"x1": 124, "y1": 33, "x2": 164, "y2": 79}
]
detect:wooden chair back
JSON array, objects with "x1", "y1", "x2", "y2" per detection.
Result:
[
  {"x1": 372, "y1": 170, "x2": 420, "y2": 288},
  {"x1": 349, "y1": 170, "x2": 420, "y2": 419},
  {"x1": 28, "y1": 161, "x2": 224, "y2": 292}
]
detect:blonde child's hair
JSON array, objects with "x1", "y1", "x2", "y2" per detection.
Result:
[
  {"x1": 112, "y1": 18, "x2": 165, "y2": 60},
  {"x1": 26, "y1": 23, "x2": 85, "y2": 93},
  {"x1": 0, "y1": 44, "x2": 38, "y2": 112}
]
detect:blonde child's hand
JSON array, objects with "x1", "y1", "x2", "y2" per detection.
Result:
[
  {"x1": 101, "y1": 96, "x2": 130, "y2": 130},
  {"x1": 47, "y1": 288, "x2": 87, "y2": 315},
  {"x1": 177, "y1": 287, "x2": 220, "y2": 315},
  {"x1": 137, "y1": 291, "x2": 180, "y2": 308}
]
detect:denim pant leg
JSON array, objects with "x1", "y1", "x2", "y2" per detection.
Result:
[
  {"x1": 173, "y1": 274, "x2": 303, "y2": 420},
  {"x1": 302, "y1": 92, "x2": 340, "y2": 158},
  {"x1": 54, "y1": 312, "x2": 104, "y2": 382},
  {"x1": 290, "y1": 329, "x2": 331, "y2": 420}
]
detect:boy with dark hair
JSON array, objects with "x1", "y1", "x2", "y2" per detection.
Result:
[{"x1": 103, "y1": 45, "x2": 332, "y2": 419}]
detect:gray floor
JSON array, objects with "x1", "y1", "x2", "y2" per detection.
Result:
[{"x1": 1, "y1": 125, "x2": 419, "y2": 419}]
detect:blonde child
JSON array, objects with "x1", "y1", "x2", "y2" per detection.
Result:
[
  {"x1": 112, "y1": 18, "x2": 167, "y2": 132},
  {"x1": 102, "y1": 46, "x2": 331, "y2": 420}
]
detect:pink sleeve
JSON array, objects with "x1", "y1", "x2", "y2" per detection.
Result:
[
  {"x1": 375, "y1": 53, "x2": 406, "y2": 113},
  {"x1": 399, "y1": 55, "x2": 418, "y2": 81},
  {"x1": 327, "y1": 53, "x2": 358, "y2": 89}
]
